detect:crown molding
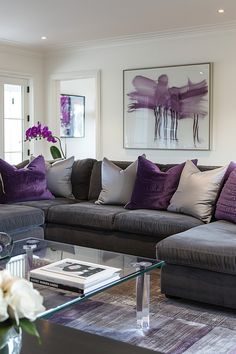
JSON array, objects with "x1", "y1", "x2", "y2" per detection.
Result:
[
  {"x1": 45, "y1": 21, "x2": 236, "y2": 56},
  {"x1": 0, "y1": 40, "x2": 43, "y2": 58},
  {"x1": 1, "y1": 21, "x2": 236, "y2": 58}
]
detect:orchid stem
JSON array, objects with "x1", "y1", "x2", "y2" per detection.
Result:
[{"x1": 53, "y1": 136, "x2": 66, "y2": 159}]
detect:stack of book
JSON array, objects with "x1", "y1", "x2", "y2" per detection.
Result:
[{"x1": 30, "y1": 258, "x2": 121, "y2": 295}]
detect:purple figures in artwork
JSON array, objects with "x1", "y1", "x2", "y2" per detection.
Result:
[
  {"x1": 127, "y1": 74, "x2": 208, "y2": 146},
  {"x1": 61, "y1": 96, "x2": 71, "y2": 128}
]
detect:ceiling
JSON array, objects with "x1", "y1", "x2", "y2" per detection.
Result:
[{"x1": 0, "y1": 0, "x2": 236, "y2": 51}]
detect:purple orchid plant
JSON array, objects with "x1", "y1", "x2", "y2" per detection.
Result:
[{"x1": 25, "y1": 122, "x2": 66, "y2": 159}]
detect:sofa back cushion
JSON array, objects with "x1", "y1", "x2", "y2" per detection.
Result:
[
  {"x1": 88, "y1": 161, "x2": 102, "y2": 200},
  {"x1": 71, "y1": 158, "x2": 96, "y2": 200}
]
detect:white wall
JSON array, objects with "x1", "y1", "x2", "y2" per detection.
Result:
[
  {"x1": 45, "y1": 29, "x2": 236, "y2": 165},
  {"x1": 0, "y1": 44, "x2": 46, "y2": 157},
  {"x1": 60, "y1": 78, "x2": 96, "y2": 159}
]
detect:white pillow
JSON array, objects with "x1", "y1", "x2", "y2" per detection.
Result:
[
  {"x1": 96, "y1": 157, "x2": 141, "y2": 205},
  {"x1": 168, "y1": 160, "x2": 227, "y2": 223},
  {"x1": 45, "y1": 156, "x2": 75, "y2": 199}
]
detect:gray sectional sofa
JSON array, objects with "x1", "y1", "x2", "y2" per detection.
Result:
[{"x1": 0, "y1": 158, "x2": 235, "y2": 309}]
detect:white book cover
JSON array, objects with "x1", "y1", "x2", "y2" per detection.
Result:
[
  {"x1": 30, "y1": 273, "x2": 120, "y2": 293},
  {"x1": 30, "y1": 258, "x2": 121, "y2": 288}
]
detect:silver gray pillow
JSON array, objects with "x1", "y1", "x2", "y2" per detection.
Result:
[
  {"x1": 167, "y1": 160, "x2": 227, "y2": 223},
  {"x1": 96, "y1": 157, "x2": 139, "y2": 205},
  {"x1": 45, "y1": 156, "x2": 75, "y2": 199}
]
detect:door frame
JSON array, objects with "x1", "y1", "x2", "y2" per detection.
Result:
[
  {"x1": 0, "y1": 71, "x2": 33, "y2": 161},
  {"x1": 49, "y1": 70, "x2": 101, "y2": 159}
]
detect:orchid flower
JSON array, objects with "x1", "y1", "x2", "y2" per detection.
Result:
[{"x1": 25, "y1": 122, "x2": 66, "y2": 159}]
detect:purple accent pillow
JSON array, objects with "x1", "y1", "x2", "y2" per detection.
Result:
[
  {"x1": 215, "y1": 168, "x2": 236, "y2": 222},
  {"x1": 222, "y1": 161, "x2": 236, "y2": 184},
  {"x1": 214, "y1": 161, "x2": 236, "y2": 206},
  {"x1": 0, "y1": 155, "x2": 54, "y2": 203},
  {"x1": 125, "y1": 156, "x2": 197, "y2": 210}
]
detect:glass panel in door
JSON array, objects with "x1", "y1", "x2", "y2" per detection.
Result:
[{"x1": 3, "y1": 84, "x2": 24, "y2": 164}]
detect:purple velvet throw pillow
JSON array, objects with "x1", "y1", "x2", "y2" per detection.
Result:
[
  {"x1": 215, "y1": 168, "x2": 236, "y2": 223},
  {"x1": 0, "y1": 155, "x2": 54, "y2": 203},
  {"x1": 222, "y1": 161, "x2": 236, "y2": 184},
  {"x1": 125, "y1": 156, "x2": 197, "y2": 210}
]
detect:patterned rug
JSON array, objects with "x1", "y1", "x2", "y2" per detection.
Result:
[{"x1": 47, "y1": 269, "x2": 236, "y2": 353}]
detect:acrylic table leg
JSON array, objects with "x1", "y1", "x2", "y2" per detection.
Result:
[
  {"x1": 23, "y1": 244, "x2": 37, "y2": 279},
  {"x1": 136, "y1": 264, "x2": 151, "y2": 329}
]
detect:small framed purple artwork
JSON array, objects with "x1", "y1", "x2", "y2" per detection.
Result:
[
  {"x1": 60, "y1": 94, "x2": 85, "y2": 138},
  {"x1": 123, "y1": 63, "x2": 212, "y2": 150}
]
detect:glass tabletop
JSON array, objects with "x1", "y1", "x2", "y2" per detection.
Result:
[{"x1": 0, "y1": 237, "x2": 164, "y2": 318}]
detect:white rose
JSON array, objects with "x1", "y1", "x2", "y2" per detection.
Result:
[
  {"x1": 0, "y1": 288, "x2": 8, "y2": 322},
  {"x1": 0, "y1": 270, "x2": 12, "y2": 323},
  {"x1": 0, "y1": 269, "x2": 13, "y2": 289},
  {"x1": 6, "y1": 278, "x2": 45, "y2": 324}
]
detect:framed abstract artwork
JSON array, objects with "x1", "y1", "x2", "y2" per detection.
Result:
[
  {"x1": 123, "y1": 63, "x2": 212, "y2": 150},
  {"x1": 60, "y1": 94, "x2": 85, "y2": 138}
]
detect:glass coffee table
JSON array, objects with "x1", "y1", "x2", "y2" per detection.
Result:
[{"x1": 1, "y1": 238, "x2": 164, "y2": 329}]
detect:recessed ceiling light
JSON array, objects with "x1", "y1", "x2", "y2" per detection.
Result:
[
  {"x1": 200, "y1": 71, "x2": 204, "y2": 75},
  {"x1": 41, "y1": 36, "x2": 47, "y2": 40},
  {"x1": 217, "y1": 8, "x2": 224, "y2": 14}
]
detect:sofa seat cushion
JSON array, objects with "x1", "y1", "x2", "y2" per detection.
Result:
[
  {"x1": 0, "y1": 204, "x2": 44, "y2": 233},
  {"x1": 156, "y1": 220, "x2": 236, "y2": 275},
  {"x1": 16, "y1": 198, "x2": 79, "y2": 218},
  {"x1": 114, "y1": 209, "x2": 203, "y2": 237},
  {"x1": 47, "y1": 202, "x2": 126, "y2": 230}
]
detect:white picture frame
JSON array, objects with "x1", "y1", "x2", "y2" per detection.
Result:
[{"x1": 123, "y1": 63, "x2": 212, "y2": 150}]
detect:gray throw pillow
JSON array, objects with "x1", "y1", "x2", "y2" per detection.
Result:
[
  {"x1": 96, "y1": 157, "x2": 140, "y2": 205},
  {"x1": 167, "y1": 160, "x2": 227, "y2": 223},
  {"x1": 45, "y1": 156, "x2": 75, "y2": 199}
]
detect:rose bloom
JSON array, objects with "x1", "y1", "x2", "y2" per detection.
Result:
[
  {"x1": 0, "y1": 270, "x2": 12, "y2": 322},
  {"x1": 6, "y1": 278, "x2": 45, "y2": 324},
  {"x1": 0, "y1": 288, "x2": 8, "y2": 322},
  {"x1": 0, "y1": 270, "x2": 45, "y2": 324},
  {"x1": 0, "y1": 269, "x2": 12, "y2": 288}
]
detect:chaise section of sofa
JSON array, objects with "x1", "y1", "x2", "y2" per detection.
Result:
[
  {"x1": 0, "y1": 204, "x2": 45, "y2": 240},
  {"x1": 156, "y1": 220, "x2": 236, "y2": 308}
]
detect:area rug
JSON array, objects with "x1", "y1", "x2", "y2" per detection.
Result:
[{"x1": 46, "y1": 269, "x2": 236, "y2": 353}]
